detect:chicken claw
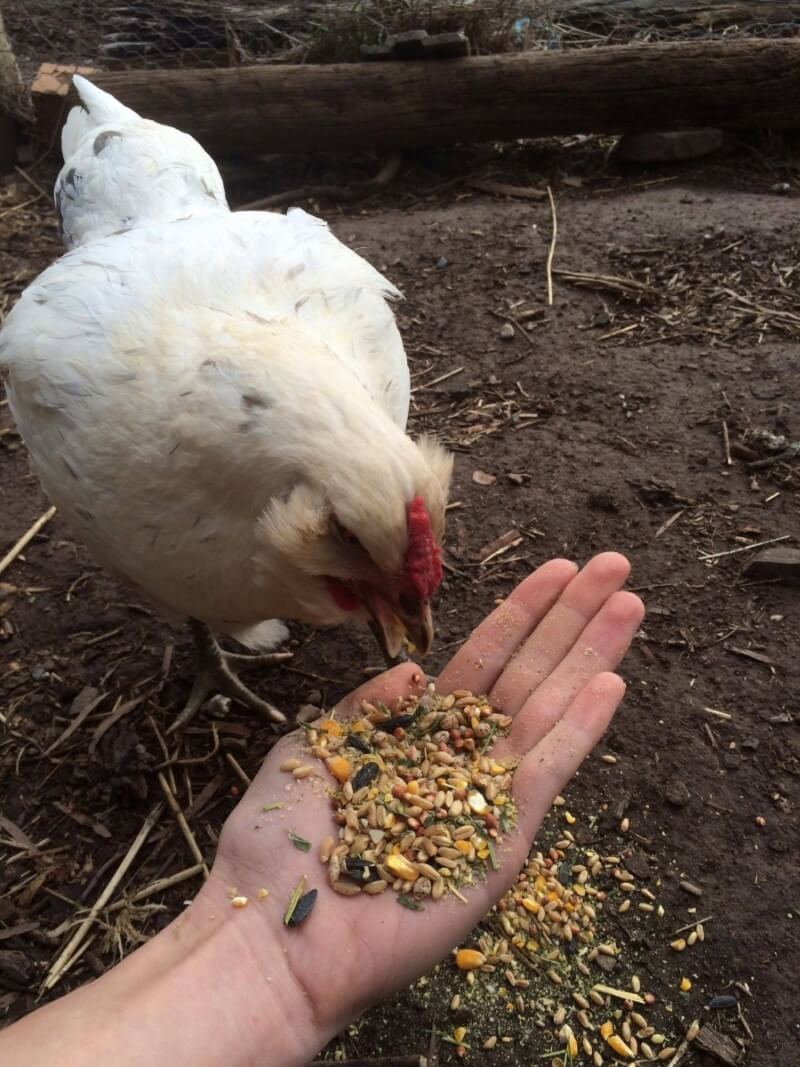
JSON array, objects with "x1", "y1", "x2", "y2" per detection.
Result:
[{"x1": 167, "y1": 621, "x2": 291, "y2": 735}]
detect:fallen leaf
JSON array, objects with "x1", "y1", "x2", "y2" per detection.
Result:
[{"x1": 472, "y1": 470, "x2": 496, "y2": 487}]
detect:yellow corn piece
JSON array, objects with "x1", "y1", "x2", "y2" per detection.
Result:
[
  {"x1": 670, "y1": 938, "x2": 687, "y2": 952},
  {"x1": 567, "y1": 1034, "x2": 578, "y2": 1058},
  {"x1": 467, "y1": 789, "x2": 488, "y2": 814},
  {"x1": 319, "y1": 719, "x2": 342, "y2": 736},
  {"x1": 490, "y1": 763, "x2": 506, "y2": 776},
  {"x1": 325, "y1": 755, "x2": 351, "y2": 783},
  {"x1": 453, "y1": 1026, "x2": 467, "y2": 1043},
  {"x1": 455, "y1": 839, "x2": 472, "y2": 855},
  {"x1": 522, "y1": 897, "x2": 540, "y2": 914},
  {"x1": 405, "y1": 779, "x2": 420, "y2": 795},
  {"x1": 455, "y1": 948, "x2": 486, "y2": 971},
  {"x1": 564, "y1": 811, "x2": 577, "y2": 824},
  {"x1": 606, "y1": 1034, "x2": 634, "y2": 1059},
  {"x1": 385, "y1": 854, "x2": 418, "y2": 882},
  {"x1": 680, "y1": 977, "x2": 692, "y2": 991},
  {"x1": 599, "y1": 1022, "x2": 614, "y2": 1040}
]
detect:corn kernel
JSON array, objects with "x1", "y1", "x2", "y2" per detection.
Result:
[
  {"x1": 385, "y1": 854, "x2": 418, "y2": 882},
  {"x1": 600, "y1": 1022, "x2": 614, "y2": 1040},
  {"x1": 606, "y1": 1034, "x2": 634, "y2": 1059},
  {"x1": 455, "y1": 948, "x2": 486, "y2": 971},
  {"x1": 319, "y1": 719, "x2": 342, "y2": 736},
  {"x1": 564, "y1": 811, "x2": 576, "y2": 824},
  {"x1": 325, "y1": 755, "x2": 351, "y2": 783},
  {"x1": 680, "y1": 977, "x2": 692, "y2": 992},
  {"x1": 453, "y1": 1026, "x2": 467, "y2": 1043}
]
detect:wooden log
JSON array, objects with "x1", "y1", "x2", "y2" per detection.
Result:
[
  {"x1": 553, "y1": 0, "x2": 800, "y2": 33},
  {"x1": 66, "y1": 40, "x2": 800, "y2": 158},
  {"x1": 744, "y1": 547, "x2": 800, "y2": 585}
]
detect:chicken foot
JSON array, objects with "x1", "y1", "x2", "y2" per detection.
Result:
[{"x1": 167, "y1": 620, "x2": 291, "y2": 734}]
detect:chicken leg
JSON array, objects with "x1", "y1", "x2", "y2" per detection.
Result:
[{"x1": 167, "y1": 620, "x2": 291, "y2": 735}]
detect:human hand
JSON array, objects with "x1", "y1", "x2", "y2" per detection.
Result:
[{"x1": 202, "y1": 553, "x2": 644, "y2": 1056}]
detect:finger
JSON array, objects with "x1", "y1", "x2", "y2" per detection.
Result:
[
  {"x1": 508, "y1": 590, "x2": 643, "y2": 754},
  {"x1": 489, "y1": 551, "x2": 632, "y2": 716},
  {"x1": 334, "y1": 661, "x2": 425, "y2": 718},
  {"x1": 436, "y1": 558, "x2": 579, "y2": 696},
  {"x1": 513, "y1": 672, "x2": 626, "y2": 837}
]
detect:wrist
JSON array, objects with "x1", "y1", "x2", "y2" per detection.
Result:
[
  {"x1": 160, "y1": 870, "x2": 326, "y2": 1067},
  {"x1": 0, "y1": 870, "x2": 325, "y2": 1067}
]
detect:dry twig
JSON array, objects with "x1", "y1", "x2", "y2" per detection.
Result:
[
  {"x1": 157, "y1": 772, "x2": 209, "y2": 877},
  {"x1": 41, "y1": 803, "x2": 165, "y2": 991},
  {"x1": 225, "y1": 752, "x2": 252, "y2": 787},
  {"x1": 0, "y1": 506, "x2": 57, "y2": 578},
  {"x1": 545, "y1": 185, "x2": 557, "y2": 306},
  {"x1": 107, "y1": 864, "x2": 206, "y2": 912},
  {"x1": 699, "y1": 534, "x2": 790, "y2": 561}
]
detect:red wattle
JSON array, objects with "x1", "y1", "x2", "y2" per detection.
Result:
[
  {"x1": 326, "y1": 577, "x2": 361, "y2": 612},
  {"x1": 403, "y1": 495, "x2": 442, "y2": 600}
]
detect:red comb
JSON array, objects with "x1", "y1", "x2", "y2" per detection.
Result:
[{"x1": 403, "y1": 496, "x2": 442, "y2": 600}]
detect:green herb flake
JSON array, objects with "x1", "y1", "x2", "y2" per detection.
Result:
[
  {"x1": 397, "y1": 894, "x2": 424, "y2": 912},
  {"x1": 439, "y1": 1034, "x2": 471, "y2": 1048},
  {"x1": 479, "y1": 722, "x2": 498, "y2": 754},
  {"x1": 287, "y1": 830, "x2": 311, "y2": 852},
  {"x1": 260, "y1": 802, "x2": 284, "y2": 813},
  {"x1": 487, "y1": 839, "x2": 500, "y2": 871},
  {"x1": 283, "y1": 875, "x2": 307, "y2": 926}
]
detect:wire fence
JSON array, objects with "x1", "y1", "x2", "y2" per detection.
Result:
[{"x1": 1, "y1": 1, "x2": 799, "y2": 120}]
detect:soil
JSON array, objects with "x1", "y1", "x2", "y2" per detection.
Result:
[{"x1": 1, "y1": 138, "x2": 798, "y2": 1066}]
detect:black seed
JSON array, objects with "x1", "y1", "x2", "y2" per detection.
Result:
[
  {"x1": 286, "y1": 889, "x2": 317, "y2": 927},
  {"x1": 709, "y1": 995, "x2": 738, "y2": 1010},
  {"x1": 342, "y1": 858, "x2": 379, "y2": 884},
  {"x1": 347, "y1": 734, "x2": 372, "y2": 755},
  {"x1": 381, "y1": 713, "x2": 416, "y2": 732},
  {"x1": 352, "y1": 762, "x2": 380, "y2": 791}
]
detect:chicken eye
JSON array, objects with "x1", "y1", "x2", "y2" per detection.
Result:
[{"x1": 332, "y1": 519, "x2": 363, "y2": 551}]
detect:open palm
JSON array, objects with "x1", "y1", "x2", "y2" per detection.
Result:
[{"x1": 206, "y1": 553, "x2": 644, "y2": 1040}]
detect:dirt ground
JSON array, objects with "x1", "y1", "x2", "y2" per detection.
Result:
[{"x1": 1, "y1": 138, "x2": 798, "y2": 1066}]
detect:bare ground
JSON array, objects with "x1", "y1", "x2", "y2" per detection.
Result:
[{"x1": 1, "y1": 140, "x2": 798, "y2": 1065}]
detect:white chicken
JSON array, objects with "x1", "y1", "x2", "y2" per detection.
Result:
[{"x1": 1, "y1": 76, "x2": 452, "y2": 729}]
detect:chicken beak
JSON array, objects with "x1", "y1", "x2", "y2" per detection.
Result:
[{"x1": 364, "y1": 591, "x2": 434, "y2": 660}]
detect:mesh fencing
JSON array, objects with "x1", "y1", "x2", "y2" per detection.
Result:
[{"x1": 1, "y1": 1, "x2": 799, "y2": 121}]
